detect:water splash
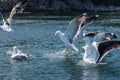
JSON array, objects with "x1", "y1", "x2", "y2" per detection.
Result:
[
  {"x1": 7, "y1": 46, "x2": 19, "y2": 55},
  {"x1": 42, "y1": 49, "x2": 80, "y2": 63},
  {"x1": 43, "y1": 51, "x2": 66, "y2": 61},
  {"x1": 77, "y1": 60, "x2": 107, "y2": 66}
]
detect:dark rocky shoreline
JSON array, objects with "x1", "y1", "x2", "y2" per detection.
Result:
[{"x1": 0, "y1": 0, "x2": 120, "y2": 12}]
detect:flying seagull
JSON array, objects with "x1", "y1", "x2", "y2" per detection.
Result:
[
  {"x1": 81, "y1": 37, "x2": 120, "y2": 63},
  {"x1": 0, "y1": 0, "x2": 27, "y2": 32},
  {"x1": 54, "y1": 13, "x2": 99, "y2": 52},
  {"x1": 11, "y1": 46, "x2": 31, "y2": 61}
]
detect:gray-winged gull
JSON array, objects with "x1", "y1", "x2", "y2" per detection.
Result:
[
  {"x1": 0, "y1": 0, "x2": 27, "y2": 32},
  {"x1": 81, "y1": 37, "x2": 120, "y2": 63},
  {"x1": 83, "y1": 30, "x2": 117, "y2": 42},
  {"x1": 54, "y1": 13, "x2": 99, "y2": 52}
]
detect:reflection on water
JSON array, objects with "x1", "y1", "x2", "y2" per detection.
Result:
[{"x1": 0, "y1": 12, "x2": 120, "y2": 80}]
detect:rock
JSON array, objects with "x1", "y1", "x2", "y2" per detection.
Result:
[
  {"x1": 0, "y1": 0, "x2": 120, "y2": 12},
  {"x1": 49, "y1": 0, "x2": 70, "y2": 11}
]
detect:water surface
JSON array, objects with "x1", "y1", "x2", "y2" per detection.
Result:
[{"x1": 0, "y1": 12, "x2": 120, "y2": 80}]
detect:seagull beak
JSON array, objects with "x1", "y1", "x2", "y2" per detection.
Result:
[
  {"x1": 79, "y1": 39, "x2": 85, "y2": 43},
  {"x1": 53, "y1": 34, "x2": 57, "y2": 41},
  {"x1": 81, "y1": 46, "x2": 86, "y2": 49}
]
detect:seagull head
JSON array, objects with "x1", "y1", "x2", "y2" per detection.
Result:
[
  {"x1": 13, "y1": 46, "x2": 18, "y2": 54},
  {"x1": 54, "y1": 31, "x2": 62, "y2": 41},
  {"x1": 82, "y1": 30, "x2": 87, "y2": 37},
  {"x1": 13, "y1": 46, "x2": 17, "y2": 50}
]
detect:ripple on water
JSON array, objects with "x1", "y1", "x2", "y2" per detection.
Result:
[{"x1": 0, "y1": 12, "x2": 120, "y2": 80}]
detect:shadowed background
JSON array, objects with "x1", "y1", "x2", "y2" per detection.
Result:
[{"x1": 0, "y1": 0, "x2": 120, "y2": 12}]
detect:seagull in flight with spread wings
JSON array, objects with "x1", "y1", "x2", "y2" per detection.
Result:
[
  {"x1": 54, "y1": 13, "x2": 99, "y2": 52},
  {"x1": 0, "y1": 0, "x2": 27, "y2": 32}
]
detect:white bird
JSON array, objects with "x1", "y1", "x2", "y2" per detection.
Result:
[
  {"x1": 54, "y1": 13, "x2": 99, "y2": 52},
  {"x1": 0, "y1": 0, "x2": 27, "y2": 32},
  {"x1": 82, "y1": 37, "x2": 120, "y2": 63},
  {"x1": 11, "y1": 46, "x2": 31, "y2": 61}
]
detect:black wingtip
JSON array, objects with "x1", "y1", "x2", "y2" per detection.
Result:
[{"x1": 113, "y1": 34, "x2": 118, "y2": 39}]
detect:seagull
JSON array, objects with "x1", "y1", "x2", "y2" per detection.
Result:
[
  {"x1": 94, "y1": 32, "x2": 118, "y2": 42},
  {"x1": 81, "y1": 37, "x2": 120, "y2": 63},
  {"x1": 11, "y1": 46, "x2": 31, "y2": 61},
  {"x1": 81, "y1": 30, "x2": 118, "y2": 43},
  {"x1": 83, "y1": 30, "x2": 118, "y2": 40},
  {"x1": 54, "y1": 13, "x2": 99, "y2": 52},
  {"x1": 0, "y1": 0, "x2": 27, "y2": 32}
]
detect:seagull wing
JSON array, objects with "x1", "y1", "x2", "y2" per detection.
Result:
[
  {"x1": 104, "y1": 32, "x2": 118, "y2": 40},
  {"x1": 0, "y1": 9, "x2": 8, "y2": 23},
  {"x1": 85, "y1": 32, "x2": 99, "y2": 37},
  {"x1": 97, "y1": 41, "x2": 120, "y2": 63},
  {"x1": 0, "y1": 9, "x2": 6, "y2": 21},
  {"x1": 64, "y1": 18, "x2": 82, "y2": 43},
  {"x1": 85, "y1": 15, "x2": 98, "y2": 24},
  {"x1": 65, "y1": 13, "x2": 98, "y2": 43},
  {"x1": 8, "y1": 0, "x2": 27, "y2": 20}
]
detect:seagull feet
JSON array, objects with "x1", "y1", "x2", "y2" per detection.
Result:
[{"x1": 60, "y1": 48, "x2": 68, "y2": 55}]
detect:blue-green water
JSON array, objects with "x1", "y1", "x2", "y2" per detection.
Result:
[{"x1": 0, "y1": 12, "x2": 120, "y2": 80}]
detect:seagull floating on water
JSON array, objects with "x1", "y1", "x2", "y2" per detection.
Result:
[
  {"x1": 54, "y1": 13, "x2": 99, "y2": 52},
  {"x1": 81, "y1": 37, "x2": 120, "y2": 63},
  {"x1": 0, "y1": 0, "x2": 27, "y2": 32},
  {"x1": 11, "y1": 46, "x2": 31, "y2": 61}
]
